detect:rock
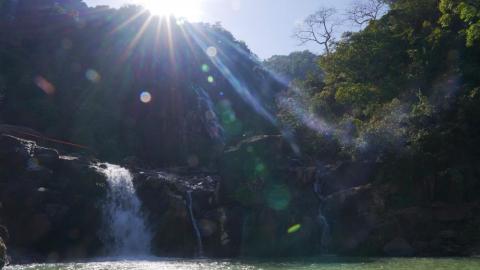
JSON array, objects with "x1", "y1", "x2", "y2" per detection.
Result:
[
  {"x1": 318, "y1": 161, "x2": 376, "y2": 196},
  {"x1": 122, "y1": 156, "x2": 147, "y2": 170},
  {"x1": 34, "y1": 146, "x2": 59, "y2": 167},
  {"x1": 0, "y1": 236, "x2": 6, "y2": 269},
  {"x1": 383, "y1": 237, "x2": 415, "y2": 256},
  {"x1": 0, "y1": 226, "x2": 8, "y2": 242},
  {"x1": 439, "y1": 230, "x2": 458, "y2": 239},
  {"x1": 323, "y1": 184, "x2": 387, "y2": 254},
  {"x1": 0, "y1": 135, "x2": 107, "y2": 262},
  {"x1": 322, "y1": 180, "x2": 480, "y2": 257},
  {"x1": 133, "y1": 169, "x2": 222, "y2": 257},
  {"x1": 219, "y1": 135, "x2": 322, "y2": 257},
  {"x1": 0, "y1": 135, "x2": 33, "y2": 168},
  {"x1": 433, "y1": 204, "x2": 470, "y2": 222},
  {"x1": 199, "y1": 219, "x2": 218, "y2": 237}
]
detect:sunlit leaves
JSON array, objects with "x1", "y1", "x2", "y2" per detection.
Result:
[
  {"x1": 439, "y1": 0, "x2": 480, "y2": 46},
  {"x1": 335, "y1": 83, "x2": 378, "y2": 107}
]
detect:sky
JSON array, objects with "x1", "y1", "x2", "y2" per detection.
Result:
[{"x1": 84, "y1": 0, "x2": 353, "y2": 59}]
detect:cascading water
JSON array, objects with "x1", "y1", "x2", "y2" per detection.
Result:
[
  {"x1": 317, "y1": 211, "x2": 331, "y2": 251},
  {"x1": 313, "y1": 164, "x2": 331, "y2": 252},
  {"x1": 194, "y1": 86, "x2": 225, "y2": 144},
  {"x1": 96, "y1": 164, "x2": 152, "y2": 256},
  {"x1": 186, "y1": 191, "x2": 204, "y2": 257}
]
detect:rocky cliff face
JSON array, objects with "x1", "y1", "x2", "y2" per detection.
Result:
[
  {"x1": 0, "y1": 134, "x2": 236, "y2": 261},
  {"x1": 0, "y1": 134, "x2": 107, "y2": 262},
  {"x1": 132, "y1": 169, "x2": 233, "y2": 257},
  {"x1": 218, "y1": 135, "x2": 323, "y2": 257},
  {"x1": 1, "y1": 132, "x2": 479, "y2": 262},
  {"x1": 323, "y1": 184, "x2": 480, "y2": 256},
  {"x1": 0, "y1": 236, "x2": 6, "y2": 269},
  {"x1": 217, "y1": 135, "x2": 480, "y2": 257}
]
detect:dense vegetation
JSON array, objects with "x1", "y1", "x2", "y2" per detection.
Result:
[
  {"x1": 263, "y1": 51, "x2": 322, "y2": 82},
  {"x1": 278, "y1": 0, "x2": 480, "y2": 204}
]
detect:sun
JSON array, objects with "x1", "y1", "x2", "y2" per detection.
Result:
[{"x1": 137, "y1": 0, "x2": 203, "y2": 21}]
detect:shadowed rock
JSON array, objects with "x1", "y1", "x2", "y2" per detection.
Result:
[
  {"x1": 0, "y1": 236, "x2": 6, "y2": 269},
  {"x1": 0, "y1": 135, "x2": 107, "y2": 263}
]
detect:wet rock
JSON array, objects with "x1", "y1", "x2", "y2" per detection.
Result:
[{"x1": 133, "y1": 169, "x2": 221, "y2": 257}]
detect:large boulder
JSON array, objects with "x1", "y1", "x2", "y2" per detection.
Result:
[
  {"x1": 132, "y1": 168, "x2": 229, "y2": 257},
  {"x1": 0, "y1": 135, "x2": 107, "y2": 262}
]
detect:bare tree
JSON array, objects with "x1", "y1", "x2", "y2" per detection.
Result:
[
  {"x1": 293, "y1": 8, "x2": 339, "y2": 56},
  {"x1": 347, "y1": 0, "x2": 388, "y2": 26}
]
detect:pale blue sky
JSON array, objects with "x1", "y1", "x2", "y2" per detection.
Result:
[{"x1": 84, "y1": 0, "x2": 352, "y2": 59}]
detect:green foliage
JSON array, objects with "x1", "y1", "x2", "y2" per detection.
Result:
[
  {"x1": 264, "y1": 51, "x2": 322, "y2": 82},
  {"x1": 439, "y1": 0, "x2": 480, "y2": 46},
  {"x1": 335, "y1": 83, "x2": 379, "y2": 106},
  {"x1": 271, "y1": 0, "x2": 480, "y2": 200}
]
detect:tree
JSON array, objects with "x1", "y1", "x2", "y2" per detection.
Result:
[
  {"x1": 439, "y1": 0, "x2": 480, "y2": 47},
  {"x1": 347, "y1": 0, "x2": 389, "y2": 26},
  {"x1": 263, "y1": 51, "x2": 322, "y2": 82},
  {"x1": 293, "y1": 7, "x2": 339, "y2": 55}
]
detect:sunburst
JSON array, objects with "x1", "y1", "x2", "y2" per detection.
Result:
[{"x1": 137, "y1": 0, "x2": 203, "y2": 21}]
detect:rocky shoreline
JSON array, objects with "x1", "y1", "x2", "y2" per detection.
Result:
[{"x1": 0, "y1": 133, "x2": 479, "y2": 268}]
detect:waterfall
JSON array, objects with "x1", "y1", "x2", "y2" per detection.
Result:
[
  {"x1": 317, "y1": 210, "x2": 331, "y2": 251},
  {"x1": 96, "y1": 164, "x2": 151, "y2": 256},
  {"x1": 313, "y1": 164, "x2": 331, "y2": 252},
  {"x1": 194, "y1": 86, "x2": 224, "y2": 144},
  {"x1": 186, "y1": 191, "x2": 204, "y2": 257}
]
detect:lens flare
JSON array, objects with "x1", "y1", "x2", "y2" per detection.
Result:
[
  {"x1": 34, "y1": 76, "x2": 55, "y2": 95},
  {"x1": 140, "y1": 91, "x2": 152, "y2": 103},
  {"x1": 201, "y1": 64, "x2": 210, "y2": 73},
  {"x1": 287, "y1": 224, "x2": 302, "y2": 234},
  {"x1": 85, "y1": 69, "x2": 101, "y2": 83},
  {"x1": 206, "y1": 46, "x2": 217, "y2": 57}
]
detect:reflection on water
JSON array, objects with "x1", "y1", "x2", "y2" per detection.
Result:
[{"x1": 5, "y1": 258, "x2": 480, "y2": 270}]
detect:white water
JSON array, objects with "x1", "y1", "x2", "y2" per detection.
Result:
[
  {"x1": 194, "y1": 86, "x2": 224, "y2": 143},
  {"x1": 313, "y1": 172, "x2": 331, "y2": 252},
  {"x1": 186, "y1": 191, "x2": 204, "y2": 257},
  {"x1": 96, "y1": 164, "x2": 152, "y2": 256},
  {"x1": 318, "y1": 212, "x2": 331, "y2": 251}
]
